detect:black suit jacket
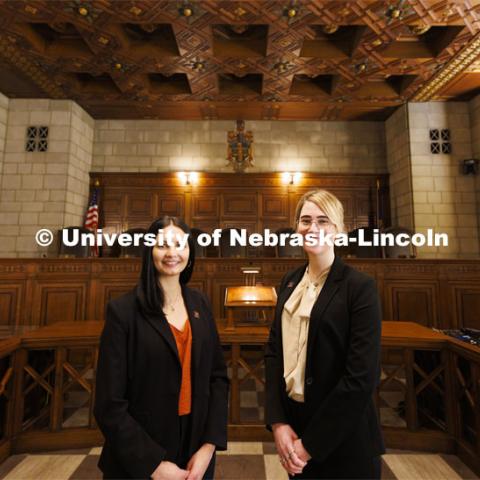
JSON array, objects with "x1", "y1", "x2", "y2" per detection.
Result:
[
  {"x1": 265, "y1": 256, "x2": 385, "y2": 463},
  {"x1": 94, "y1": 285, "x2": 229, "y2": 479}
]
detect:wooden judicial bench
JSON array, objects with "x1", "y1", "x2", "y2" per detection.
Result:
[
  {"x1": 0, "y1": 320, "x2": 479, "y2": 475},
  {"x1": 1, "y1": 257, "x2": 479, "y2": 331}
]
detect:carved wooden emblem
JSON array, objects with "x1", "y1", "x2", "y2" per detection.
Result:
[{"x1": 226, "y1": 120, "x2": 254, "y2": 173}]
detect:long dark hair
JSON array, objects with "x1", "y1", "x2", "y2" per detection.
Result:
[{"x1": 136, "y1": 216, "x2": 195, "y2": 316}]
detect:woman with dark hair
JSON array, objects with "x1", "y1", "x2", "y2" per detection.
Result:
[
  {"x1": 265, "y1": 189, "x2": 384, "y2": 479},
  {"x1": 95, "y1": 216, "x2": 229, "y2": 480}
]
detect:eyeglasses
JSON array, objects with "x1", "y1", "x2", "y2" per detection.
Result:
[{"x1": 297, "y1": 217, "x2": 332, "y2": 229}]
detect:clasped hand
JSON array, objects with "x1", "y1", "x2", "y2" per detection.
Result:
[
  {"x1": 272, "y1": 423, "x2": 311, "y2": 476},
  {"x1": 151, "y1": 443, "x2": 215, "y2": 480}
]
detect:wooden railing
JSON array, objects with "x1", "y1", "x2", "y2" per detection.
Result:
[{"x1": 0, "y1": 321, "x2": 478, "y2": 475}]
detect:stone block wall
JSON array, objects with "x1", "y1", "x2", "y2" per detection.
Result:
[
  {"x1": 0, "y1": 94, "x2": 478, "y2": 259},
  {"x1": 408, "y1": 102, "x2": 479, "y2": 258},
  {"x1": 92, "y1": 120, "x2": 387, "y2": 174},
  {"x1": 0, "y1": 93, "x2": 8, "y2": 177},
  {"x1": 0, "y1": 100, "x2": 93, "y2": 257},
  {"x1": 385, "y1": 104, "x2": 414, "y2": 229},
  {"x1": 469, "y1": 94, "x2": 480, "y2": 248}
]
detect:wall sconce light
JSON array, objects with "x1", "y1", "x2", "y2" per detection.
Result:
[
  {"x1": 461, "y1": 158, "x2": 479, "y2": 175},
  {"x1": 282, "y1": 172, "x2": 302, "y2": 185},
  {"x1": 177, "y1": 171, "x2": 199, "y2": 185}
]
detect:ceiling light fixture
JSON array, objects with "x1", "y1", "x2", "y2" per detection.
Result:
[
  {"x1": 355, "y1": 62, "x2": 367, "y2": 74},
  {"x1": 273, "y1": 61, "x2": 291, "y2": 74},
  {"x1": 78, "y1": 6, "x2": 89, "y2": 16},
  {"x1": 191, "y1": 60, "x2": 205, "y2": 72},
  {"x1": 283, "y1": 2, "x2": 299, "y2": 22},
  {"x1": 409, "y1": 23, "x2": 430, "y2": 35},
  {"x1": 323, "y1": 24, "x2": 339, "y2": 34},
  {"x1": 386, "y1": 5, "x2": 402, "y2": 19},
  {"x1": 179, "y1": 3, "x2": 194, "y2": 17}
]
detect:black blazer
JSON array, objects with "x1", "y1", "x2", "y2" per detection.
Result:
[
  {"x1": 94, "y1": 285, "x2": 229, "y2": 479},
  {"x1": 265, "y1": 256, "x2": 385, "y2": 463}
]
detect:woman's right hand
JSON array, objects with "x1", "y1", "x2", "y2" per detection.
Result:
[
  {"x1": 272, "y1": 423, "x2": 307, "y2": 475},
  {"x1": 151, "y1": 461, "x2": 189, "y2": 480}
]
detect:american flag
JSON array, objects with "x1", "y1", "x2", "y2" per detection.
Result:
[{"x1": 84, "y1": 188, "x2": 99, "y2": 256}]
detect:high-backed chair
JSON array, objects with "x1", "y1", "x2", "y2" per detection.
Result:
[
  {"x1": 120, "y1": 228, "x2": 147, "y2": 258},
  {"x1": 382, "y1": 226, "x2": 417, "y2": 258},
  {"x1": 275, "y1": 228, "x2": 304, "y2": 258},
  {"x1": 191, "y1": 228, "x2": 207, "y2": 258},
  {"x1": 58, "y1": 226, "x2": 92, "y2": 258},
  {"x1": 220, "y1": 228, "x2": 247, "y2": 258},
  {"x1": 348, "y1": 227, "x2": 383, "y2": 258}
]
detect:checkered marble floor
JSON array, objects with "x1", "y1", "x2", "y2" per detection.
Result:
[{"x1": 0, "y1": 443, "x2": 477, "y2": 479}]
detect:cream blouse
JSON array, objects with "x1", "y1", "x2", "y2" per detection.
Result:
[{"x1": 281, "y1": 266, "x2": 330, "y2": 402}]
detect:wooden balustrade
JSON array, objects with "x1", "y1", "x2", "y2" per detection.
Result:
[{"x1": 0, "y1": 321, "x2": 478, "y2": 475}]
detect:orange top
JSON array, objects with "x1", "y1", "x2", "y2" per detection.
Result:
[{"x1": 169, "y1": 319, "x2": 192, "y2": 415}]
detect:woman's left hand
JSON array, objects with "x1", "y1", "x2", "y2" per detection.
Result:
[
  {"x1": 186, "y1": 443, "x2": 215, "y2": 480},
  {"x1": 293, "y1": 439, "x2": 312, "y2": 463}
]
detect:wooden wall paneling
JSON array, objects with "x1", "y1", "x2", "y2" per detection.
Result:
[
  {"x1": 289, "y1": 190, "x2": 306, "y2": 225},
  {"x1": 187, "y1": 280, "x2": 208, "y2": 296},
  {"x1": 190, "y1": 191, "x2": 220, "y2": 235},
  {"x1": 92, "y1": 173, "x2": 390, "y2": 239},
  {"x1": 99, "y1": 222, "x2": 123, "y2": 257},
  {"x1": 221, "y1": 220, "x2": 258, "y2": 233},
  {"x1": 184, "y1": 190, "x2": 192, "y2": 226},
  {"x1": 385, "y1": 281, "x2": 438, "y2": 327},
  {"x1": 189, "y1": 261, "x2": 211, "y2": 299},
  {"x1": 260, "y1": 190, "x2": 290, "y2": 232},
  {"x1": 91, "y1": 280, "x2": 137, "y2": 322},
  {"x1": 31, "y1": 266, "x2": 90, "y2": 326},
  {"x1": 374, "y1": 266, "x2": 386, "y2": 323},
  {"x1": 1, "y1": 257, "x2": 479, "y2": 329},
  {"x1": 157, "y1": 189, "x2": 185, "y2": 218},
  {"x1": 37, "y1": 283, "x2": 87, "y2": 326},
  {"x1": 100, "y1": 191, "x2": 124, "y2": 226},
  {"x1": 335, "y1": 191, "x2": 355, "y2": 230},
  {"x1": 436, "y1": 269, "x2": 451, "y2": 330},
  {"x1": 125, "y1": 191, "x2": 157, "y2": 225},
  {"x1": 221, "y1": 193, "x2": 258, "y2": 219},
  {"x1": 0, "y1": 283, "x2": 24, "y2": 327},
  {"x1": 353, "y1": 191, "x2": 374, "y2": 228},
  {"x1": 451, "y1": 283, "x2": 480, "y2": 330},
  {"x1": 90, "y1": 260, "x2": 140, "y2": 321},
  {"x1": 191, "y1": 192, "x2": 220, "y2": 219}
]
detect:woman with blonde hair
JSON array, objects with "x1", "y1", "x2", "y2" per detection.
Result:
[{"x1": 265, "y1": 189, "x2": 384, "y2": 479}]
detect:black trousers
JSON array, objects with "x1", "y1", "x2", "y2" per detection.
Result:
[
  {"x1": 102, "y1": 414, "x2": 216, "y2": 479},
  {"x1": 286, "y1": 398, "x2": 381, "y2": 480},
  {"x1": 177, "y1": 414, "x2": 216, "y2": 480}
]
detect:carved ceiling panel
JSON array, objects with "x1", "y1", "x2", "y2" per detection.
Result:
[{"x1": 0, "y1": 0, "x2": 479, "y2": 120}]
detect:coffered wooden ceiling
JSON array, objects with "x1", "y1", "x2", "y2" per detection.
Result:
[{"x1": 1, "y1": 0, "x2": 480, "y2": 120}]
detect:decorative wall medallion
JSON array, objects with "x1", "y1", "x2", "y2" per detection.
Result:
[{"x1": 226, "y1": 120, "x2": 254, "y2": 173}]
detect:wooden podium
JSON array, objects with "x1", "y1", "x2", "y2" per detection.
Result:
[{"x1": 224, "y1": 285, "x2": 277, "y2": 331}]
